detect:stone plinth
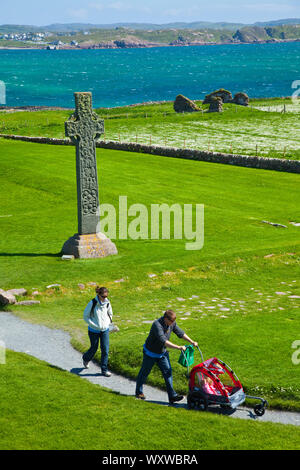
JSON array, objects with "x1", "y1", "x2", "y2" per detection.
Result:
[{"x1": 62, "y1": 232, "x2": 118, "y2": 259}]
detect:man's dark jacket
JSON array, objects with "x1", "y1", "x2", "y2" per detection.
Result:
[{"x1": 145, "y1": 316, "x2": 185, "y2": 354}]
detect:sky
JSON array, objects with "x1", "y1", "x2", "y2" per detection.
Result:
[{"x1": 1, "y1": 0, "x2": 300, "y2": 25}]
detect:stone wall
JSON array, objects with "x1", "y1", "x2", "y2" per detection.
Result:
[
  {"x1": 0, "y1": 134, "x2": 73, "y2": 146},
  {"x1": 0, "y1": 133, "x2": 299, "y2": 174}
]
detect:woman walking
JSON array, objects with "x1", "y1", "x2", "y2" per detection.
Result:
[{"x1": 82, "y1": 286, "x2": 113, "y2": 377}]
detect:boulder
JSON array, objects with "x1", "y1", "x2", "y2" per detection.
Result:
[
  {"x1": 15, "y1": 300, "x2": 41, "y2": 306},
  {"x1": 6, "y1": 288, "x2": 27, "y2": 297},
  {"x1": 209, "y1": 96, "x2": 223, "y2": 113},
  {"x1": 0, "y1": 289, "x2": 16, "y2": 306},
  {"x1": 233, "y1": 92, "x2": 249, "y2": 106},
  {"x1": 174, "y1": 94, "x2": 199, "y2": 113},
  {"x1": 203, "y1": 89, "x2": 232, "y2": 105}
]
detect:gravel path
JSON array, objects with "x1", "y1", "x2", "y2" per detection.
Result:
[{"x1": 1, "y1": 312, "x2": 300, "y2": 427}]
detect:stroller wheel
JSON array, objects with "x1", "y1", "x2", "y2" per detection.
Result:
[
  {"x1": 254, "y1": 404, "x2": 265, "y2": 417},
  {"x1": 188, "y1": 401, "x2": 196, "y2": 410},
  {"x1": 220, "y1": 404, "x2": 230, "y2": 409},
  {"x1": 196, "y1": 398, "x2": 208, "y2": 412},
  {"x1": 187, "y1": 397, "x2": 197, "y2": 410}
]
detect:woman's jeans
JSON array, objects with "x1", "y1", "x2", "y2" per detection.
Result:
[
  {"x1": 135, "y1": 350, "x2": 177, "y2": 400},
  {"x1": 82, "y1": 329, "x2": 109, "y2": 373}
]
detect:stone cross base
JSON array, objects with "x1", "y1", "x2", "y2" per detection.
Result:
[{"x1": 62, "y1": 233, "x2": 118, "y2": 259}]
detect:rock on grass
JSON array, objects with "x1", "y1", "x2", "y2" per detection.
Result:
[
  {"x1": 6, "y1": 288, "x2": 27, "y2": 296},
  {"x1": 174, "y1": 94, "x2": 199, "y2": 113},
  {"x1": 0, "y1": 289, "x2": 16, "y2": 306}
]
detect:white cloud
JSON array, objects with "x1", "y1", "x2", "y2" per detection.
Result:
[
  {"x1": 89, "y1": 1, "x2": 130, "y2": 12},
  {"x1": 88, "y1": 1, "x2": 150, "y2": 14},
  {"x1": 243, "y1": 2, "x2": 296, "y2": 13},
  {"x1": 111, "y1": 2, "x2": 129, "y2": 10},
  {"x1": 163, "y1": 6, "x2": 203, "y2": 20},
  {"x1": 67, "y1": 8, "x2": 89, "y2": 20},
  {"x1": 88, "y1": 2, "x2": 105, "y2": 12}
]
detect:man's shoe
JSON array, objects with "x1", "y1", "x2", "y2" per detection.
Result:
[
  {"x1": 169, "y1": 395, "x2": 184, "y2": 404},
  {"x1": 102, "y1": 371, "x2": 111, "y2": 377},
  {"x1": 82, "y1": 359, "x2": 89, "y2": 369},
  {"x1": 135, "y1": 393, "x2": 146, "y2": 400}
]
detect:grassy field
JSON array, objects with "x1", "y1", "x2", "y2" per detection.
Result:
[
  {"x1": 1, "y1": 97, "x2": 300, "y2": 160},
  {"x1": 1, "y1": 350, "x2": 299, "y2": 450},
  {"x1": 0, "y1": 137, "x2": 299, "y2": 423}
]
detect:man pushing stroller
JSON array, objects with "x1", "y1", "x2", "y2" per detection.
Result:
[{"x1": 135, "y1": 309, "x2": 198, "y2": 404}]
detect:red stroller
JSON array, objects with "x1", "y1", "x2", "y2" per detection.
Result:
[{"x1": 184, "y1": 347, "x2": 268, "y2": 416}]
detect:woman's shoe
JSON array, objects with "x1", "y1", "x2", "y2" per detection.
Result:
[{"x1": 102, "y1": 371, "x2": 111, "y2": 377}]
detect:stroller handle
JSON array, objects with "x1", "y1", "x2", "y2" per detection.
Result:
[{"x1": 196, "y1": 345, "x2": 204, "y2": 363}]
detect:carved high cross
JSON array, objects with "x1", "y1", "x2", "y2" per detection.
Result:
[{"x1": 65, "y1": 92, "x2": 104, "y2": 235}]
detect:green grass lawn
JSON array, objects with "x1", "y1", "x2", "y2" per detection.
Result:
[
  {"x1": 1, "y1": 97, "x2": 300, "y2": 160},
  {"x1": 0, "y1": 138, "x2": 299, "y2": 418},
  {"x1": 0, "y1": 350, "x2": 299, "y2": 450}
]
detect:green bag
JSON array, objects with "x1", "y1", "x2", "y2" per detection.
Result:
[{"x1": 178, "y1": 345, "x2": 194, "y2": 368}]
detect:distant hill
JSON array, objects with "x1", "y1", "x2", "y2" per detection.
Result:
[
  {"x1": 0, "y1": 24, "x2": 41, "y2": 33},
  {"x1": 234, "y1": 24, "x2": 300, "y2": 43},
  {"x1": 254, "y1": 18, "x2": 300, "y2": 27},
  {"x1": 1, "y1": 20, "x2": 300, "y2": 49},
  {"x1": 233, "y1": 26, "x2": 271, "y2": 43},
  {"x1": 1, "y1": 19, "x2": 300, "y2": 34},
  {"x1": 0, "y1": 22, "x2": 246, "y2": 33}
]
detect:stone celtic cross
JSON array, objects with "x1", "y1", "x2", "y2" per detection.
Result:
[
  {"x1": 65, "y1": 92, "x2": 104, "y2": 235},
  {"x1": 62, "y1": 92, "x2": 117, "y2": 258}
]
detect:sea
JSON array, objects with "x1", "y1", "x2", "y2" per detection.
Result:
[{"x1": 0, "y1": 42, "x2": 300, "y2": 108}]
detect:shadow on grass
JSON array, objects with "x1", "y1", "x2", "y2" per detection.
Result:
[
  {"x1": 70, "y1": 367, "x2": 102, "y2": 377},
  {"x1": 0, "y1": 252, "x2": 62, "y2": 257},
  {"x1": 0, "y1": 306, "x2": 11, "y2": 312},
  {"x1": 146, "y1": 400, "x2": 238, "y2": 416}
]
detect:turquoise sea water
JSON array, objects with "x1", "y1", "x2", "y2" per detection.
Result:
[{"x1": 0, "y1": 42, "x2": 300, "y2": 108}]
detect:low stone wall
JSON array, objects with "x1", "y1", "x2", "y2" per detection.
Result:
[
  {"x1": 1, "y1": 133, "x2": 299, "y2": 174},
  {"x1": 0, "y1": 134, "x2": 73, "y2": 146}
]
